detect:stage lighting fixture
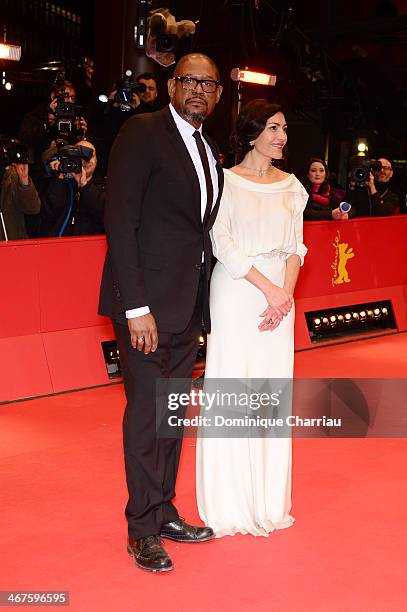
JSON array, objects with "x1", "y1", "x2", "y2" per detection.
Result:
[
  {"x1": 306, "y1": 300, "x2": 396, "y2": 342},
  {"x1": 4, "y1": 81, "x2": 12, "y2": 91},
  {"x1": 357, "y1": 141, "x2": 367, "y2": 153},
  {"x1": 0, "y1": 42, "x2": 21, "y2": 61},
  {"x1": 230, "y1": 68, "x2": 277, "y2": 87}
]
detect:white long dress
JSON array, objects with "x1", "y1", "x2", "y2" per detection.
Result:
[{"x1": 196, "y1": 169, "x2": 308, "y2": 538}]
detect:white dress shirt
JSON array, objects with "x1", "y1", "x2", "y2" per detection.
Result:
[{"x1": 126, "y1": 103, "x2": 219, "y2": 319}]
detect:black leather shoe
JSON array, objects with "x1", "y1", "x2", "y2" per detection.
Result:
[
  {"x1": 127, "y1": 536, "x2": 173, "y2": 572},
  {"x1": 160, "y1": 518, "x2": 215, "y2": 543}
]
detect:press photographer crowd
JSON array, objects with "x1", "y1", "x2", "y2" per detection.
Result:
[{"x1": 0, "y1": 71, "x2": 406, "y2": 242}]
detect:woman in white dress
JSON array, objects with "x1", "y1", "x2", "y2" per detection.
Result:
[{"x1": 196, "y1": 99, "x2": 308, "y2": 537}]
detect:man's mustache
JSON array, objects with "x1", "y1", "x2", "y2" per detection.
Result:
[{"x1": 185, "y1": 96, "x2": 208, "y2": 107}]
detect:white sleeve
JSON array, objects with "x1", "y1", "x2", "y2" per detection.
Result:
[
  {"x1": 125, "y1": 306, "x2": 151, "y2": 318},
  {"x1": 210, "y1": 185, "x2": 253, "y2": 280},
  {"x1": 292, "y1": 186, "x2": 308, "y2": 266}
]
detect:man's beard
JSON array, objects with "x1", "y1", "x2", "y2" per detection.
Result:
[{"x1": 183, "y1": 97, "x2": 209, "y2": 124}]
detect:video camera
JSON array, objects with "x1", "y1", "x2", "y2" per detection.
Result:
[
  {"x1": 53, "y1": 92, "x2": 84, "y2": 140},
  {"x1": 349, "y1": 157, "x2": 382, "y2": 187},
  {"x1": 0, "y1": 139, "x2": 30, "y2": 168},
  {"x1": 99, "y1": 70, "x2": 146, "y2": 112},
  {"x1": 43, "y1": 140, "x2": 93, "y2": 176}
]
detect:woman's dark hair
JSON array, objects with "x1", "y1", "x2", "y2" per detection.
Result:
[
  {"x1": 231, "y1": 99, "x2": 284, "y2": 162},
  {"x1": 303, "y1": 157, "x2": 330, "y2": 193}
]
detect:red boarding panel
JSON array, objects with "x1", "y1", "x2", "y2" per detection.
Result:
[
  {"x1": 299, "y1": 216, "x2": 407, "y2": 299},
  {"x1": 0, "y1": 334, "x2": 52, "y2": 403},
  {"x1": 42, "y1": 324, "x2": 115, "y2": 393},
  {"x1": 0, "y1": 241, "x2": 41, "y2": 339},
  {"x1": 38, "y1": 236, "x2": 110, "y2": 333}
]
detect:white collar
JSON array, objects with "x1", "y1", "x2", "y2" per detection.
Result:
[{"x1": 169, "y1": 103, "x2": 202, "y2": 138}]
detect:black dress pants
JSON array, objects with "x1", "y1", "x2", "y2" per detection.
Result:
[{"x1": 113, "y1": 282, "x2": 202, "y2": 539}]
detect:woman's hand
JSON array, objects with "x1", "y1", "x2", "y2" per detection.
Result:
[
  {"x1": 258, "y1": 305, "x2": 282, "y2": 332},
  {"x1": 264, "y1": 284, "x2": 293, "y2": 318},
  {"x1": 332, "y1": 207, "x2": 349, "y2": 220}
]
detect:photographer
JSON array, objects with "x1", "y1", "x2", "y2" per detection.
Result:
[
  {"x1": 18, "y1": 79, "x2": 88, "y2": 186},
  {"x1": 40, "y1": 139, "x2": 105, "y2": 237},
  {"x1": 0, "y1": 140, "x2": 41, "y2": 241},
  {"x1": 347, "y1": 156, "x2": 399, "y2": 217},
  {"x1": 134, "y1": 72, "x2": 159, "y2": 114},
  {"x1": 88, "y1": 71, "x2": 147, "y2": 177}
]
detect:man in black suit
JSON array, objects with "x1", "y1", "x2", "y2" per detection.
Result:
[{"x1": 99, "y1": 53, "x2": 223, "y2": 572}]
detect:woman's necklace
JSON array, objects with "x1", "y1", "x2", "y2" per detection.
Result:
[{"x1": 239, "y1": 161, "x2": 273, "y2": 177}]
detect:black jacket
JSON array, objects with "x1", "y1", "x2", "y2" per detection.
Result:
[
  {"x1": 98, "y1": 106, "x2": 224, "y2": 333},
  {"x1": 40, "y1": 175, "x2": 105, "y2": 237}
]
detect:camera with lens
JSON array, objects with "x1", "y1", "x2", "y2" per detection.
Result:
[
  {"x1": 115, "y1": 70, "x2": 146, "y2": 111},
  {"x1": 44, "y1": 141, "x2": 93, "y2": 177},
  {"x1": 0, "y1": 139, "x2": 30, "y2": 167},
  {"x1": 53, "y1": 92, "x2": 84, "y2": 140},
  {"x1": 349, "y1": 157, "x2": 382, "y2": 187}
]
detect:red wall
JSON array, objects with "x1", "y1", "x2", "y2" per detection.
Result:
[{"x1": 1, "y1": 216, "x2": 406, "y2": 402}]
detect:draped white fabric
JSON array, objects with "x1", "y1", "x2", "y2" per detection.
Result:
[{"x1": 196, "y1": 170, "x2": 308, "y2": 537}]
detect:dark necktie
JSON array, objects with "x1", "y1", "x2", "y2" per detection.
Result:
[{"x1": 193, "y1": 130, "x2": 214, "y2": 224}]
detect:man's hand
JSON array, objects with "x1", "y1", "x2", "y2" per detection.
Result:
[
  {"x1": 13, "y1": 163, "x2": 30, "y2": 186},
  {"x1": 367, "y1": 172, "x2": 377, "y2": 195},
  {"x1": 79, "y1": 117, "x2": 88, "y2": 135},
  {"x1": 128, "y1": 313, "x2": 158, "y2": 354},
  {"x1": 72, "y1": 166, "x2": 88, "y2": 188}
]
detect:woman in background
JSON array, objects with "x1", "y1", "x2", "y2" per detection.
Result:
[{"x1": 303, "y1": 157, "x2": 349, "y2": 220}]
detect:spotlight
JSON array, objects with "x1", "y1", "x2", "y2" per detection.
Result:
[
  {"x1": 357, "y1": 142, "x2": 367, "y2": 153},
  {"x1": 374, "y1": 308, "x2": 381, "y2": 317},
  {"x1": 345, "y1": 313, "x2": 352, "y2": 321},
  {"x1": 329, "y1": 315, "x2": 337, "y2": 324},
  {"x1": 352, "y1": 312, "x2": 359, "y2": 320},
  {"x1": 360, "y1": 310, "x2": 366, "y2": 318},
  {"x1": 230, "y1": 68, "x2": 277, "y2": 87},
  {"x1": 322, "y1": 317, "x2": 329, "y2": 325},
  {"x1": 0, "y1": 42, "x2": 21, "y2": 61},
  {"x1": 4, "y1": 81, "x2": 12, "y2": 91},
  {"x1": 381, "y1": 307, "x2": 388, "y2": 315},
  {"x1": 313, "y1": 318, "x2": 321, "y2": 327},
  {"x1": 98, "y1": 94, "x2": 108, "y2": 103},
  {"x1": 337, "y1": 315, "x2": 344, "y2": 322},
  {"x1": 367, "y1": 310, "x2": 374, "y2": 317}
]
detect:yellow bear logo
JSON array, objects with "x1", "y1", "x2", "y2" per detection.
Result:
[{"x1": 332, "y1": 231, "x2": 355, "y2": 286}]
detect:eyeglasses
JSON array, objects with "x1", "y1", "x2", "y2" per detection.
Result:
[
  {"x1": 380, "y1": 166, "x2": 392, "y2": 171},
  {"x1": 174, "y1": 76, "x2": 220, "y2": 93}
]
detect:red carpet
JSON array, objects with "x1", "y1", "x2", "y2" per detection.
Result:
[{"x1": 1, "y1": 334, "x2": 406, "y2": 611}]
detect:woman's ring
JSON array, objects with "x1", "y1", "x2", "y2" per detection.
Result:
[{"x1": 137, "y1": 336, "x2": 144, "y2": 341}]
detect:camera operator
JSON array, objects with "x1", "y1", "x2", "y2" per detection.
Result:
[
  {"x1": 18, "y1": 79, "x2": 88, "y2": 187},
  {"x1": 0, "y1": 139, "x2": 41, "y2": 241},
  {"x1": 88, "y1": 71, "x2": 148, "y2": 177},
  {"x1": 347, "y1": 156, "x2": 399, "y2": 217},
  {"x1": 134, "y1": 72, "x2": 159, "y2": 114},
  {"x1": 40, "y1": 139, "x2": 105, "y2": 237}
]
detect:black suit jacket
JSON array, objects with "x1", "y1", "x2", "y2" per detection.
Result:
[{"x1": 98, "y1": 106, "x2": 224, "y2": 333}]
